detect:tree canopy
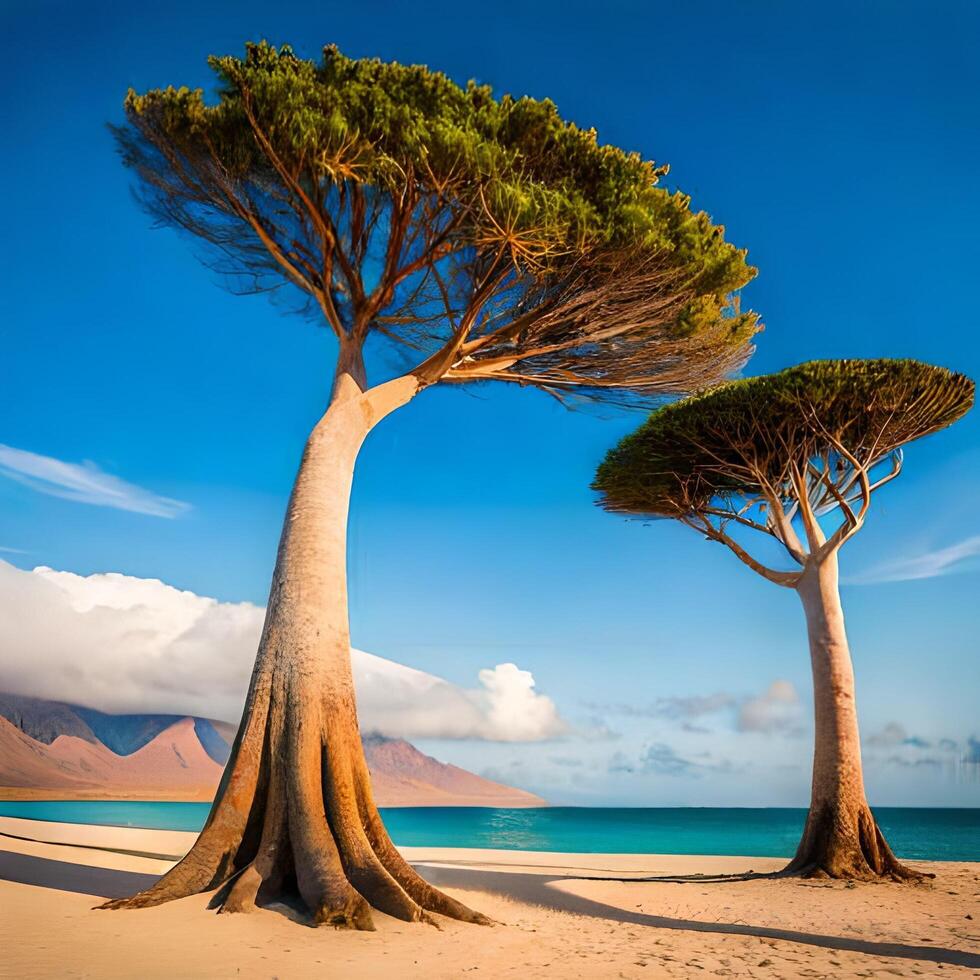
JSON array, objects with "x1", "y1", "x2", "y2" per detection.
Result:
[
  {"x1": 114, "y1": 41, "x2": 759, "y2": 399},
  {"x1": 593, "y1": 359, "x2": 974, "y2": 582}
]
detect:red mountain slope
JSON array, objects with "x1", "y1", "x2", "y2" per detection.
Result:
[
  {"x1": 0, "y1": 715, "x2": 221, "y2": 801},
  {"x1": 363, "y1": 735, "x2": 543, "y2": 807},
  {"x1": 0, "y1": 713, "x2": 545, "y2": 807}
]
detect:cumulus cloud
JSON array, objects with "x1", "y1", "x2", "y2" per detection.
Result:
[
  {"x1": 849, "y1": 534, "x2": 980, "y2": 585},
  {"x1": 735, "y1": 680, "x2": 803, "y2": 734},
  {"x1": 0, "y1": 561, "x2": 567, "y2": 742},
  {"x1": 0, "y1": 444, "x2": 189, "y2": 518},
  {"x1": 355, "y1": 655, "x2": 568, "y2": 742}
]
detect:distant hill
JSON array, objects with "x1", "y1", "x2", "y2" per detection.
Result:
[{"x1": 0, "y1": 692, "x2": 544, "y2": 808}]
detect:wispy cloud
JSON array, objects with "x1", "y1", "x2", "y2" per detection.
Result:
[
  {"x1": 849, "y1": 534, "x2": 980, "y2": 585},
  {"x1": 608, "y1": 743, "x2": 738, "y2": 778},
  {"x1": 866, "y1": 722, "x2": 921, "y2": 748},
  {"x1": 583, "y1": 692, "x2": 735, "y2": 720},
  {"x1": 647, "y1": 692, "x2": 737, "y2": 720},
  {"x1": 864, "y1": 723, "x2": 979, "y2": 772},
  {"x1": 0, "y1": 444, "x2": 189, "y2": 519},
  {"x1": 0, "y1": 545, "x2": 29, "y2": 554},
  {"x1": 736, "y1": 680, "x2": 803, "y2": 735},
  {"x1": 586, "y1": 679, "x2": 803, "y2": 737},
  {"x1": 637, "y1": 743, "x2": 702, "y2": 776}
]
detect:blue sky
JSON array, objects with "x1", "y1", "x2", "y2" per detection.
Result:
[{"x1": 2, "y1": 0, "x2": 978, "y2": 805}]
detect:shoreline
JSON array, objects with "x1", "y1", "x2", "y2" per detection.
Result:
[
  {"x1": 2, "y1": 806, "x2": 977, "y2": 865},
  {"x1": 6, "y1": 791, "x2": 979, "y2": 808},
  {"x1": 0, "y1": 814, "x2": 799, "y2": 872}
]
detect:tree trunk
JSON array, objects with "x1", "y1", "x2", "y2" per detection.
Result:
[
  {"x1": 785, "y1": 554, "x2": 921, "y2": 881},
  {"x1": 101, "y1": 372, "x2": 489, "y2": 928}
]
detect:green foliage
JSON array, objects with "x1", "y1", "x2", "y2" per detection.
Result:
[
  {"x1": 117, "y1": 41, "x2": 757, "y2": 351},
  {"x1": 594, "y1": 359, "x2": 975, "y2": 516}
]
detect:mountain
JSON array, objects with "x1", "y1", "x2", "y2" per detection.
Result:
[
  {"x1": 0, "y1": 714, "x2": 222, "y2": 801},
  {"x1": 0, "y1": 692, "x2": 233, "y2": 763},
  {"x1": 0, "y1": 692, "x2": 544, "y2": 807},
  {"x1": 362, "y1": 734, "x2": 543, "y2": 807}
]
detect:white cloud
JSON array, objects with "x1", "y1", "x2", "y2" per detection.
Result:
[
  {"x1": 0, "y1": 560, "x2": 567, "y2": 742},
  {"x1": 849, "y1": 534, "x2": 980, "y2": 584},
  {"x1": 736, "y1": 679, "x2": 803, "y2": 734},
  {"x1": 0, "y1": 444, "x2": 189, "y2": 518},
  {"x1": 356, "y1": 655, "x2": 567, "y2": 741},
  {"x1": 478, "y1": 664, "x2": 568, "y2": 740}
]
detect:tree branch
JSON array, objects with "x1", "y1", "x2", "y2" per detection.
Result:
[
  {"x1": 790, "y1": 459, "x2": 825, "y2": 551},
  {"x1": 753, "y1": 469, "x2": 808, "y2": 566},
  {"x1": 683, "y1": 515, "x2": 801, "y2": 588}
]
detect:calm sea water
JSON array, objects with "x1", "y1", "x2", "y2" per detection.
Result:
[{"x1": 1, "y1": 802, "x2": 977, "y2": 861}]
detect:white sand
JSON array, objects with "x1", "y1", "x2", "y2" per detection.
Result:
[{"x1": 1, "y1": 818, "x2": 977, "y2": 978}]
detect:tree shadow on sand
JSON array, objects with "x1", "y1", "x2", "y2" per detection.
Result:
[
  {"x1": 417, "y1": 864, "x2": 978, "y2": 970},
  {"x1": 2, "y1": 849, "x2": 976, "y2": 969}
]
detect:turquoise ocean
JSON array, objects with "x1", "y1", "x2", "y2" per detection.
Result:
[{"x1": 1, "y1": 802, "x2": 977, "y2": 861}]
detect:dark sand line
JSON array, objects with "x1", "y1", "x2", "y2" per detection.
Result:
[{"x1": 0, "y1": 829, "x2": 182, "y2": 861}]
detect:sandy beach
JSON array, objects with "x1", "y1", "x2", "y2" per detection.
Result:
[{"x1": 1, "y1": 817, "x2": 977, "y2": 979}]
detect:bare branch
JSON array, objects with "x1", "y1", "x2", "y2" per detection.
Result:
[{"x1": 683, "y1": 515, "x2": 801, "y2": 587}]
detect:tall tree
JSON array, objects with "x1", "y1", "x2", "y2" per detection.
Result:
[
  {"x1": 103, "y1": 42, "x2": 758, "y2": 927},
  {"x1": 594, "y1": 359, "x2": 974, "y2": 880}
]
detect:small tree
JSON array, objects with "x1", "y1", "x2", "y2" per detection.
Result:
[
  {"x1": 594, "y1": 360, "x2": 973, "y2": 880},
  {"x1": 102, "y1": 43, "x2": 758, "y2": 927}
]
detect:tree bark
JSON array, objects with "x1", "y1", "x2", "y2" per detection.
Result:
[
  {"x1": 785, "y1": 554, "x2": 922, "y2": 881},
  {"x1": 100, "y1": 371, "x2": 490, "y2": 928}
]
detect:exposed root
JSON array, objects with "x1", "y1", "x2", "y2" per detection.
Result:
[
  {"x1": 98, "y1": 891, "x2": 171, "y2": 911},
  {"x1": 421, "y1": 911, "x2": 443, "y2": 930},
  {"x1": 213, "y1": 865, "x2": 262, "y2": 914},
  {"x1": 311, "y1": 893, "x2": 376, "y2": 931},
  {"x1": 377, "y1": 849, "x2": 493, "y2": 925},
  {"x1": 99, "y1": 692, "x2": 489, "y2": 929},
  {"x1": 356, "y1": 766, "x2": 493, "y2": 925},
  {"x1": 784, "y1": 802, "x2": 933, "y2": 882}
]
